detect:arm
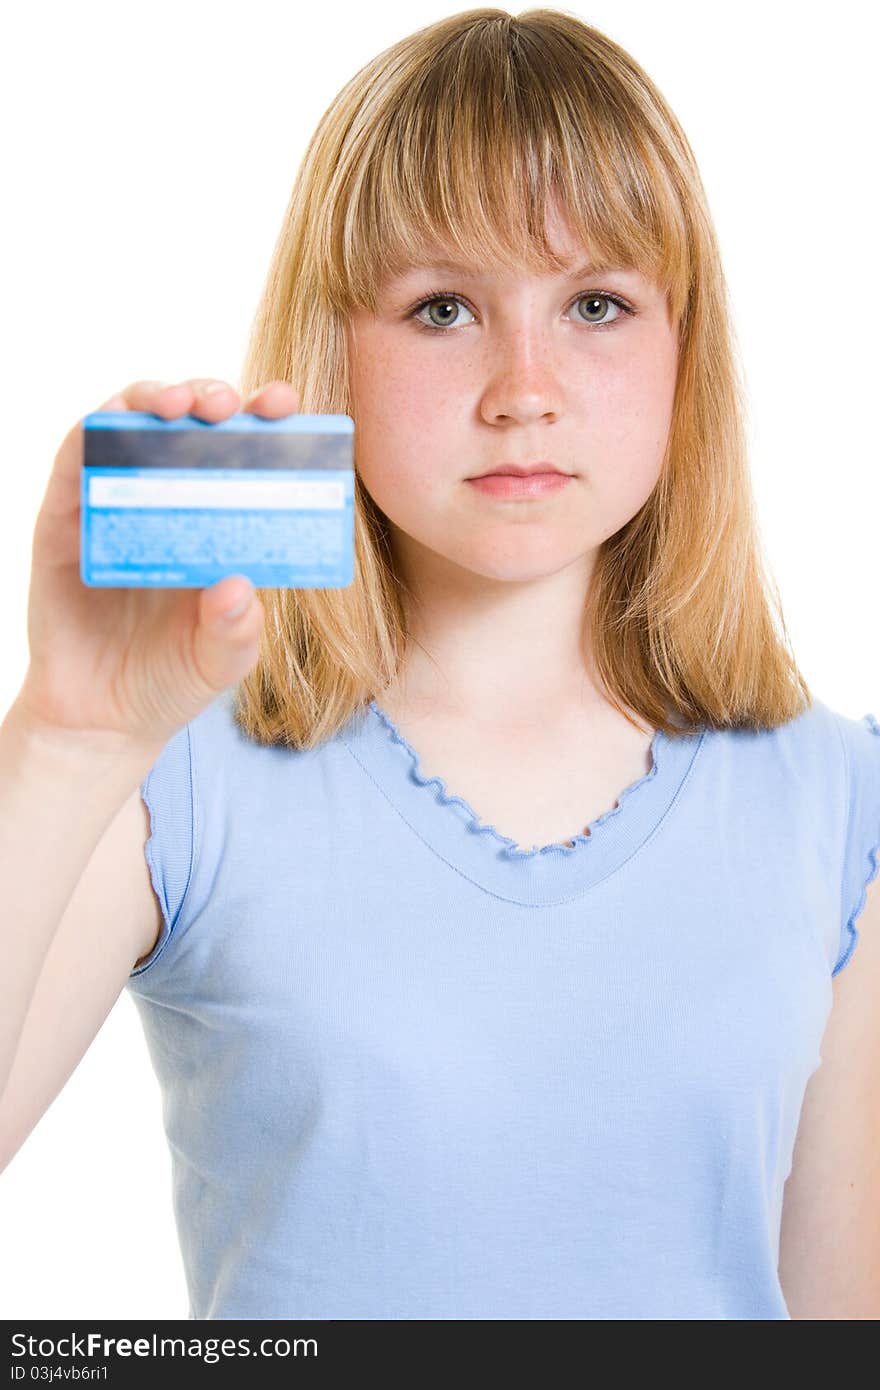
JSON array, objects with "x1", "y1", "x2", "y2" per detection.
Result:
[
  {"x1": 778, "y1": 870, "x2": 880, "y2": 1318},
  {"x1": 0, "y1": 700, "x2": 158, "y2": 1114}
]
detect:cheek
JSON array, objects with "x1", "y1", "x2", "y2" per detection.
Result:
[
  {"x1": 351, "y1": 325, "x2": 440, "y2": 424},
  {"x1": 349, "y1": 379, "x2": 434, "y2": 517},
  {"x1": 352, "y1": 350, "x2": 458, "y2": 504}
]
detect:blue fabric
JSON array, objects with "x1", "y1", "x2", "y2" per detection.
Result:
[{"x1": 127, "y1": 688, "x2": 880, "y2": 1320}]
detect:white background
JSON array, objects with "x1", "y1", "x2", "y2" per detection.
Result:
[{"x1": 0, "y1": 0, "x2": 877, "y2": 1320}]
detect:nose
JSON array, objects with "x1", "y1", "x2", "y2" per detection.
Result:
[{"x1": 479, "y1": 345, "x2": 564, "y2": 426}]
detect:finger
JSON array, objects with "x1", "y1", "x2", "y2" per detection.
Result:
[
  {"x1": 182, "y1": 379, "x2": 241, "y2": 423},
  {"x1": 120, "y1": 380, "x2": 193, "y2": 419},
  {"x1": 158, "y1": 378, "x2": 241, "y2": 423},
  {"x1": 113, "y1": 379, "x2": 236, "y2": 422},
  {"x1": 242, "y1": 381, "x2": 301, "y2": 417}
]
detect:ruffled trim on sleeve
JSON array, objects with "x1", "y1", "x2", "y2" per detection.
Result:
[
  {"x1": 129, "y1": 723, "x2": 196, "y2": 980},
  {"x1": 833, "y1": 711, "x2": 880, "y2": 977}
]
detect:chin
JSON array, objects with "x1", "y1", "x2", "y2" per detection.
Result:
[{"x1": 445, "y1": 548, "x2": 594, "y2": 585}]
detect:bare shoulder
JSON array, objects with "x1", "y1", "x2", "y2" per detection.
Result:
[
  {"x1": 778, "y1": 869, "x2": 880, "y2": 1318},
  {"x1": 77, "y1": 783, "x2": 163, "y2": 967}
]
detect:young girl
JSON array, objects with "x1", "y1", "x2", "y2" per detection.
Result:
[{"x1": 2, "y1": 8, "x2": 878, "y2": 1321}]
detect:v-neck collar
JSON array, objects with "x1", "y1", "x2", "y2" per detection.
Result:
[{"x1": 339, "y1": 700, "x2": 706, "y2": 905}]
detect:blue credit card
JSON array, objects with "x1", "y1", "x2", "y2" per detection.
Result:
[{"x1": 80, "y1": 410, "x2": 355, "y2": 588}]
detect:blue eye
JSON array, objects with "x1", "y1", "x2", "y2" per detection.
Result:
[{"x1": 408, "y1": 289, "x2": 636, "y2": 334}]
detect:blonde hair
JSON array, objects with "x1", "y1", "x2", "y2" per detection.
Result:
[{"x1": 233, "y1": 6, "x2": 812, "y2": 750}]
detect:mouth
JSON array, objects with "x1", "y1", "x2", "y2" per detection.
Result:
[
  {"x1": 465, "y1": 470, "x2": 573, "y2": 498},
  {"x1": 466, "y1": 463, "x2": 570, "y2": 479}
]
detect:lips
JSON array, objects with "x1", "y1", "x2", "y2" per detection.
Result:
[
  {"x1": 469, "y1": 463, "x2": 568, "y2": 479},
  {"x1": 466, "y1": 471, "x2": 572, "y2": 498}
]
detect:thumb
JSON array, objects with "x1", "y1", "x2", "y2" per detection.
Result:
[
  {"x1": 193, "y1": 577, "x2": 263, "y2": 690},
  {"x1": 205, "y1": 576, "x2": 256, "y2": 626}
]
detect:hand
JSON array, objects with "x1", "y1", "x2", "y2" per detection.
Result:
[{"x1": 14, "y1": 378, "x2": 300, "y2": 754}]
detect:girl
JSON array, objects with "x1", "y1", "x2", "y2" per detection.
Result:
[{"x1": 2, "y1": 8, "x2": 878, "y2": 1320}]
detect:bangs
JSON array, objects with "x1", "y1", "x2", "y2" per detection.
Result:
[{"x1": 320, "y1": 13, "x2": 692, "y2": 322}]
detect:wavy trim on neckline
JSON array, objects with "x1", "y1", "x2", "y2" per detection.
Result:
[{"x1": 367, "y1": 701, "x2": 669, "y2": 861}]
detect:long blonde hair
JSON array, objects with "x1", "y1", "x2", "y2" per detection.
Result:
[{"x1": 233, "y1": 6, "x2": 812, "y2": 749}]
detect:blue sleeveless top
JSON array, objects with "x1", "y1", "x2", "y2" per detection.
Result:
[{"x1": 127, "y1": 688, "x2": 880, "y2": 1320}]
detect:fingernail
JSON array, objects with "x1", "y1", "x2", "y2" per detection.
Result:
[
  {"x1": 202, "y1": 382, "x2": 232, "y2": 396},
  {"x1": 223, "y1": 600, "x2": 249, "y2": 624},
  {"x1": 220, "y1": 584, "x2": 253, "y2": 621}
]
